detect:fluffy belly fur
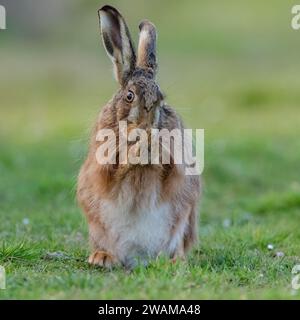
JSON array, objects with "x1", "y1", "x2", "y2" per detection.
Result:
[
  {"x1": 97, "y1": 175, "x2": 186, "y2": 267},
  {"x1": 100, "y1": 200, "x2": 171, "y2": 267}
]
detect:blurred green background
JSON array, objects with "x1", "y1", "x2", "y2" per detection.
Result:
[{"x1": 0, "y1": 0, "x2": 300, "y2": 299}]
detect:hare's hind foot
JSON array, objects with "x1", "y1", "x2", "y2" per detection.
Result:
[{"x1": 88, "y1": 250, "x2": 118, "y2": 269}]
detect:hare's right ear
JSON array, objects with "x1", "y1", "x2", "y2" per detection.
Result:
[{"x1": 98, "y1": 6, "x2": 136, "y2": 86}]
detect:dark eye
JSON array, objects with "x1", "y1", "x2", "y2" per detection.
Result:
[{"x1": 125, "y1": 90, "x2": 135, "y2": 103}]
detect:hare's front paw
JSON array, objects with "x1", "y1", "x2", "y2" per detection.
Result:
[{"x1": 88, "y1": 250, "x2": 118, "y2": 269}]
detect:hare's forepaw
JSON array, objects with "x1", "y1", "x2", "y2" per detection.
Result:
[{"x1": 88, "y1": 250, "x2": 118, "y2": 269}]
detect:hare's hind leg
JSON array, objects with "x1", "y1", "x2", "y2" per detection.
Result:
[
  {"x1": 183, "y1": 205, "x2": 198, "y2": 253},
  {"x1": 170, "y1": 205, "x2": 195, "y2": 261},
  {"x1": 171, "y1": 205, "x2": 198, "y2": 262}
]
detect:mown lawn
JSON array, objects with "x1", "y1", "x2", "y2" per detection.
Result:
[{"x1": 1, "y1": 0, "x2": 300, "y2": 299}]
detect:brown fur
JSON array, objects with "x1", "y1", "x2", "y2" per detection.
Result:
[{"x1": 77, "y1": 6, "x2": 201, "y2": 268}]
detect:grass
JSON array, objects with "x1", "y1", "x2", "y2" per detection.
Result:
[{"x1": 1, "y1": 0, "x2": 300, "y2": 299}]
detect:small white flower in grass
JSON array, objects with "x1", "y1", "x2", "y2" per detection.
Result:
[
  {"x1": 22, "y1": 218, "x2": 30, "y2": 225},
  {"x1": 267, "y1": 244, "x2": 274, "y2": 250}
]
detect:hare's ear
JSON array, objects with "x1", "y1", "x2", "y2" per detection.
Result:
[
  {"x1": 136, "y1": 20, "x2": 157, "y2": 75},
  {"x1": 98, "y1": 6, "x2": 136, "y2": 85}
]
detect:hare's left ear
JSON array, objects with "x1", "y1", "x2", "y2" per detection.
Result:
[
  {"x1": 136, "y1": 20, "x2": 157, "y2": 76},
  {"x1": 98, "y1": 6, "x2": 136, "y2": 85}
]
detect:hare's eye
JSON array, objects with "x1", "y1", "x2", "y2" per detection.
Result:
[{"x1": 125, "y1": 90, "x2": 135, "y2": 103}]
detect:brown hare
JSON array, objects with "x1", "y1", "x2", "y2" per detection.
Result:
[{"x1": 77, "y1": 5, "x2": 201, "y2": 269}]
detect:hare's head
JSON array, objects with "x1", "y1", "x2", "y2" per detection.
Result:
[{"x1": 98, "y1": 6, "x2": 164, "y2": 127}]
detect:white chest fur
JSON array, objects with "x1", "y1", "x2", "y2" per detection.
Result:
[{"x1": 100, "y1": 186, "x2": 173, "y2": 266}]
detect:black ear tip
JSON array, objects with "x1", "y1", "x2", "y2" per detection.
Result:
[{"x1": 98, "y1": 5, "x2": 120, "y2": 16}]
